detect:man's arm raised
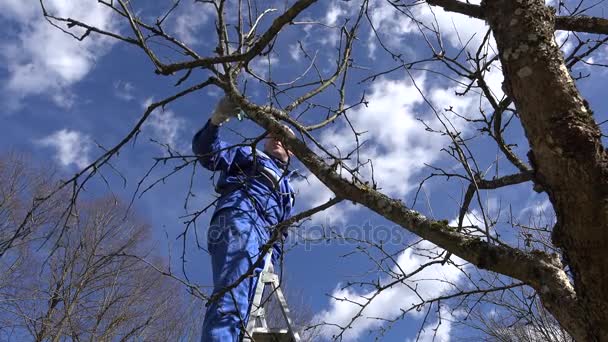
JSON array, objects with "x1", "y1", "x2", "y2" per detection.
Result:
[{"x1": 192, "y1": 97, "x2": 240, "y2": 171}]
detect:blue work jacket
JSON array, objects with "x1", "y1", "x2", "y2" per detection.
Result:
[{"x1": 192, "y1": 120, "x2": 297, "y2": 228}]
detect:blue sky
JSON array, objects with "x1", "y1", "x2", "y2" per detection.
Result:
[{"x1": 1, "y1": 0, "x2": 607, "y2": 341}]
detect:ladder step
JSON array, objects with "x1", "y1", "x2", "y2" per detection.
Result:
[
  {"x1": 261, "y1": 272, "x2": 279, "y2": 283},
  {"x1": 251, "y1": 328, "x2": 294, "y2": 342}
]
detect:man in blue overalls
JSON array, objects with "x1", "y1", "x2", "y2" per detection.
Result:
[{"x1": 193, "y1": 96, "x2": 297, "y2": 341}]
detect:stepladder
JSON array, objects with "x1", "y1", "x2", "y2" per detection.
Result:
[{"x1": 242, "y1": 250, "x2": 301, "y2": 342}]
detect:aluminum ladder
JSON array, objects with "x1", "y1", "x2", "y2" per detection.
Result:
[{"x1": 243, "y1": 250, "x2": 301, "y2": 342}]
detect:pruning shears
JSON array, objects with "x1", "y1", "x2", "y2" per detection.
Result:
[{"x1": 236, "y1": 109, "x2": 248, "y2": 121}]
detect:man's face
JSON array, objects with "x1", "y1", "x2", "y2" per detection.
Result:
[{"x1": 264, "y1": 134, "x2": 292, "y2": 163}]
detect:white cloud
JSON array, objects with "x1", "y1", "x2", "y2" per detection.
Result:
[
  {"x1": 113, "y1": 81, "x2": 135, "y2": 101},
  {"x1": 293, "y1": 75, "x2": 477, "y2": 225},
  {"x1": 51, "y1": 91, "x2": 77, "y2": 109},
  {"x1": 367, "y1": 0, "x2": 416, "y2": 52},
  {"x1": 291, "y1": 173, "x2": 354, "y2": 229},
  {"x1": 415, "y1": 0, "x2": 573, "y2": 82},
  {"x1": 311, "y1": 212, "x2": 481, "y2": 341},
  {"x1": 320, "y1": 0, "x2": 484, "y2": 57},
  {"x1": 288, "y1": 43, "x2": 302, "y2": 62},
  {"x1": 325, "y1": 3, "x2": 346, "y2": 26},
  {"x1": 249, "y1": 54, "x2": 280, "y2": 78},
  {"x1": 414, "y1": 0, "x2": 487, "y2": 51},
  {"x1": 405, "y1": 308, "x2": 456, "y2": 342},
  {"x1": 555, "y1": 30, "x2": 575, "y2": 56},
  {"x1": 340, "y1": 0, "x2": 490, "y2": 62},
  {"x1": 319, "y1": 0, "x2": 416, "y2": 54},
  {"x1": 313, "y1": 240, "x2": 466, "y2": 341},
  {"x1": 325, "y1": 76, "x2": 474, "y2": 197},
  {"x1": 318, "y1": 2, "x2": 348, "y2": 46},
  {"x1": 141, "y1": 98, "x2": 186, "y2": 150},
  {"x1": 318, "y1": 0, "x2": 505, "y2": 97},
  {"x1": 37, "y1": 129, "x2": 93, "y2": 169},
  {"x1": 0, "y1": 0, "x2": 39, "y2": 19},
  {"x1": 167, "y1": 1, "x2": 213, "y2": 46},
  {"x1": 0, "y1": 0, "x2": 118, "y2": 109},
  {"x1": 518, "y1": 196, "x2": 555, "y2": 224},
  {"x1": 405, "y1": 3, "x2": 509, "y2": 106}
]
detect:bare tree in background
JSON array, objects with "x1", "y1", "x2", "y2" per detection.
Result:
[
  {"x1": 0, "y1": 154, "x2": 202, "y2": 341},
  {"x1": 459, "y1": 204, "x2": 574, "y2": 342},
  {"x1": 3, "y1": 0, "x2": 608, "y2": 340},
  {"x1": 462, "y1": 283, "x2": 573, "y2": 342}
]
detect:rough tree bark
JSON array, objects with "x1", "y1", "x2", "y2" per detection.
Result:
[{"x1": 484, "y1": 0, "x2": 608, "y2": 340}]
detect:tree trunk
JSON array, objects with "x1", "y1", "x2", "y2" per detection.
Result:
[{"x1": 483, "y1": 0, "x2": 608, "y2": 340}]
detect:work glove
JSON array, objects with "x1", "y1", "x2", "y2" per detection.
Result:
[{"x1": 210, "y1": 96, "x2": 240, "y2": 126}]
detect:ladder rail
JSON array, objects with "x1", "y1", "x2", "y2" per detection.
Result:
[
  {"x1": 243, "y1": 250, "x2": 301, "y2": 342},
  {"x1": 266, "y1": 265, "x2": 301, "y2": 341},
  {"x1": 246, "y1": 253, "x2": 272, "y2": 332}
]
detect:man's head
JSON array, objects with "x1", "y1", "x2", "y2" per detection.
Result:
[{"x1": 264, "y1": 124, "x2": 295, "y2": 163}]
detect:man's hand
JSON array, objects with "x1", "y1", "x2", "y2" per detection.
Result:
[{"x1": 210, "y1": 96, "x2": 240, "y2": 126}]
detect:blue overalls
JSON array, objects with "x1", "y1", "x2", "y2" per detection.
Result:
[{"x1": 192, "y1": 120, "x2": 296, "y2": 341}]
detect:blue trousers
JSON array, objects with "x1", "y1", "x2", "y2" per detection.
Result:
[{"x1": 201, "y1": 208, "x2": 280, "y2": 341}]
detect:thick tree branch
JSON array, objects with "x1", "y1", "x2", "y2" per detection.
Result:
[
  {"x1": 427, "y1": 0, "x2": 608, "y2": 35},
  {"x1": 458, "y1": 171, "x2": 533, "y2": 231},
  {"x1": 556, "y1": 15, "x2": 608, "y2": 35},
  {"x1": 477, "y1": 171, "x2": 533, "y2": 189},
  {"x1": 153, "y1": 0, "x2": 318, "y2": 75},
  {"x1": 426, "y1": 0, "x2": 483, "y2": 18}
]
